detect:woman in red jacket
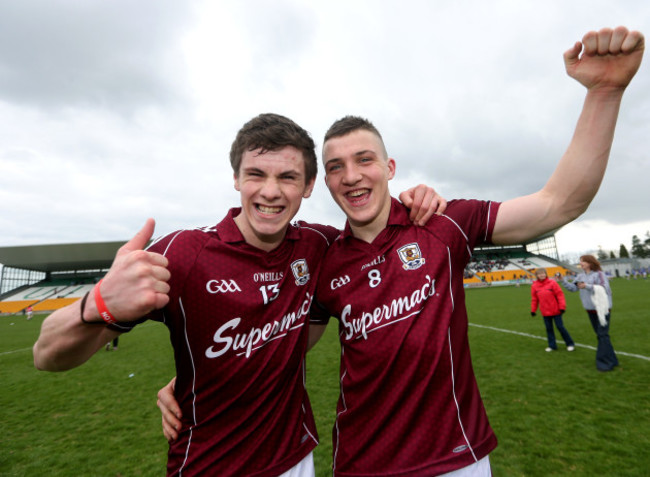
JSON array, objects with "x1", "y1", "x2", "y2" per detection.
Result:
[{"x1": 531, "y1": 268, "x2": 575, "y2": 352}]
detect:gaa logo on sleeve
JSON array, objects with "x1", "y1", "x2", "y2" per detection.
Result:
[
  {"x1": 397, "y1": 243, "x2": 426, "y2": 270},
  {"x1": 291, "y1": 259, "x2": 310, "y2": 286}
]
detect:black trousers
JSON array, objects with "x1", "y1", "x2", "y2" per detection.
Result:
[{"x1": 586, "y1": 310, "x2": 618, "y2": 371}]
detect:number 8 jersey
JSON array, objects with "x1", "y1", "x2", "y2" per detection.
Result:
[{"x1": 312, "y1": 198, "x2": 501, "y2": 477}]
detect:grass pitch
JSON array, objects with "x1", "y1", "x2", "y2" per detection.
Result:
[{"x1": 1, "y1": 278, "x2": 648, "y2": 476}]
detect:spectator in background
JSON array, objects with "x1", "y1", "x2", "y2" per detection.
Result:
[
  {"x1": 105, "y1": 337, "x2": 119, "y2": 351},
  {"x1": 562, "y1": 255, "x2": 618, "y2": 372},
  {"x1": 531, "y1": 268, "x2": 575, "y2": 352}
]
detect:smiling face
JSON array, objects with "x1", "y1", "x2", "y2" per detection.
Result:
[
  {"x1": 234, "y1": 146, "x2": 314, "y2": 251},
  {"x1": 323, "y1": 129, "x2": 395, "y2": 242}
]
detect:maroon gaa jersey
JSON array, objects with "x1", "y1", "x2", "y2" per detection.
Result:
[
  {"x1": 312, "y1": 198, "x2": 500, "y2": 477},
  {"x1": 135, "y1": 209, "x2": 338, "y2": 476}
]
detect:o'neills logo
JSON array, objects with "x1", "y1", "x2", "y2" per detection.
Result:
[
  {"x1": 361, "y1": 254, "x2": 385, "y2": 271},
  {"x1": 341, "y1": 275, "x2": 436, "y2": 340},
  {"x1": 205, "y1": 292, "x2": 313, "y2": 359},
  {"x1": 253, "y1": 272, "x2": 283, "y2": 282}
]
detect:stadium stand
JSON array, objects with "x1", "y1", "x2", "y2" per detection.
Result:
[
  {"x1": 0, "y1": 241, "x2": 122, "y2": 315},
  {"x1": 0, "y1": 284, "x2": 96, "y2": 314},
  {"x1": 463, "y1": 239, "x2": 573, "y2": 288},
  {"x1": 0, "y1": 233, "x2": 574, "y2": 314}
]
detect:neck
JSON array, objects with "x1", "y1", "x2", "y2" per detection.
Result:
[
  {"x1": 350, "y1": 221, "x2": 385, "y2": 243},
  {"x1": 349, "y1": 197, "x2": 392, "y2": 243},
  {"x1": 233, "y1": 214, "x2": 285, "y2": 252}
]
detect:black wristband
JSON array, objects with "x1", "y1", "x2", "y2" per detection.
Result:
[{"x1": 79, "y1": 291, "x2": 106, "y2": 325}]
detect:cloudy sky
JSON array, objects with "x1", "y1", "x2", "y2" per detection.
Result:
[{"x1": 1, "y1": 0, "x2": 649, "y2": 263}]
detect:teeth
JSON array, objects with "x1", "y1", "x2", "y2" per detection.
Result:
[
  {"x1": 257, "y1": 205, "x2": 282, "y2": 214},
  {"x1": 348, "y1": 189, "x2": 368, "y2": 197}
]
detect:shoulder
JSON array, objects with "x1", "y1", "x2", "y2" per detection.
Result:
[
  {"x1": 147, "y1": 226, "x2": 217, "y2": 288},
  {"x1": 443, "y1": 199, "x2": 500, "y2": 218},
  {"x1": 435, "y1": 199, "x2": 500, "y2": 233},
  {"x1": 147, "y1": 225, "x2": 216, "y2": 257},
  {"x1": 421, "y1": 199, "x2": 500, "y2": 250}
]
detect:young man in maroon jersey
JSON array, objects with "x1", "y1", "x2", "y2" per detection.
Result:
[
  {"x1": 32, "y1": 113, "x2": 444, "y2": 476},
  {"x1": 156, "y1": 26, "x2": 644, "y2": 476},
  {"x1": 308, "y1": 27, "x2": 643, "y2": 476}
]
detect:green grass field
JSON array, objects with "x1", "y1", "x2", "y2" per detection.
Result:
[{"x1": 1, "y1": 278, "x2": 649, "y2": 476}]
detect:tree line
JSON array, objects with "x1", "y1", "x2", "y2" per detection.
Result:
[{"x1": 598, "y1": 231, "x2": 650, "y2": 260}]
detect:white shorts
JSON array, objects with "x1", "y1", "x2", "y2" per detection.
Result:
[
  {"x1": 439, "y1": 455, "x2": 491, "y2": 477},
  {"x1": 277, "y1": 452, "x2": 315, "y2": 477}
]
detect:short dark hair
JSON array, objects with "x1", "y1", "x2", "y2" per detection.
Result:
[
  {"x1": 580, "y1": 254, "x2": 602, "y2": 271},
  {"x1": 324, "y1": 116, "x2": 385, "y2": 151},
  {"x1": 229, "y1": 113, "x2": 317, "y2": 183}
]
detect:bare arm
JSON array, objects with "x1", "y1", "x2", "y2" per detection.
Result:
[
  {"x1": 308, "y1": 324, "x2": 328, "y2": 350},
  {"x1": 33, "y1": 303, "x2": 121, "y2": 371},
  {"x1": 33, "y1": 219, "x2": 171, "y2": 371},
  {"x1": 492, "y1": 27, "x2": 644, "y2": 245}
]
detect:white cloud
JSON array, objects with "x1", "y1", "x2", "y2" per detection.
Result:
[
  {"x1": 0, "y1": 0, "x2": 649, "y2": 260},
  {"x1": 0, "y1": 0, "x2": 193, "y2": 113}
]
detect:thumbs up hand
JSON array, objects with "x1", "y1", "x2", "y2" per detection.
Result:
[{"x1": 88, "y1": 219, "x2": 171, "y2": 322}]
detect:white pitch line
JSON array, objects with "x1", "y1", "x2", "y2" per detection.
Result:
[
  {"x1": 0, "y1": 322, "x2": 160, "y2": 358},
  {"x1": 469, "y1": 323, "x2": 650, "y2": 361},
  {"x1": 3, "y1": 323, "x2": 648, "y2": 362},
  {"x1": 0, "y1": 347, "x2": 33, "y2": 356}
]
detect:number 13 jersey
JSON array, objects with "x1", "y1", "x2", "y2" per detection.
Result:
[{"x1": 145, "y1": 208, "x2": 339, "y2": 476}]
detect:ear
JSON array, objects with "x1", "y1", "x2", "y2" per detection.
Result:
[
  {"x1": 303, "y1": 178, "x2": 316, "y2": 199},
  {"x1": 234, "y1": 173, "x2": 240, "y2": 191},
  {"x1": 387, "y1": 158, "x2": 396, "y2": 180}
]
